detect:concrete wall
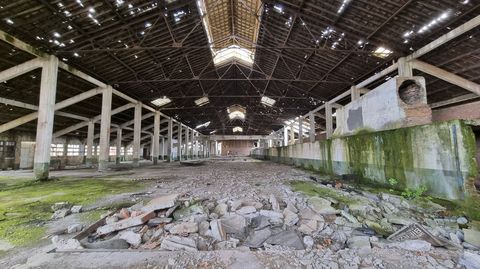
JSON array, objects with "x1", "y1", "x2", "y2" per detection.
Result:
[
  {"x1": 252, "y1": 120, "x2": 478, "y2": 200},
  {"x1": 335, "y1": 77, "x2": 431, "y2": 136},
  {"x1": 221, "y1": 140, "x2": 255, "y2": 156}
]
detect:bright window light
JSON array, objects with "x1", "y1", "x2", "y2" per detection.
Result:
[
  {"x1": 196, "y1": 121, "x2": 210, "y2": 129},
  {"x1": 227, "y1": 105, "x2": 246, "y2": 120},
  {"x1": 194, "y1": 96, "x2": 209, "y2": 106},
  {"x1": 213, "y1": 45, "x2": 254, "y2": 66},
  {"x1": 233, "y1": 126, "x2": 243, "y2": 133},
  {"x1": 261, "y1": 96, "x2": 276, "y2": 107},
  {"x1": 373, "y1": 47, "x2": 393, "y2": 58},
  {"x1": 151, "y1": 96, "x2": 171, "y2": 107}
]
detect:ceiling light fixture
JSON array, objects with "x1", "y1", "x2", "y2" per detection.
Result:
[
  {"x1": 194, "y1": 96, "x2": 210, "y2": 106},
  {"x1": 151, "y1": 96, "x2": 172, "y2": 107}
]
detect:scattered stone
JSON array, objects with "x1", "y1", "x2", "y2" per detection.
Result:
[
  {"x1": 67, "y1": 224, "x2": 83, "y2": 234},
  {"x1": 347, "y1": 236, "x2": 371, "y2": 249},
  {"x1": 51, "y1": 209, "x2": 70, "y2": 219},
  {"x1": 81, "y1": 238, "x2": 129, "y2": 249},
  {"x1": 198, "y1": 221, "x2": 210, "y2": 236},
  {"x1": 299, "y1": 207, "x2": 324, "y2": 221},
  {"x1": 303, "y1": 236, "x2": 314, "y2": 249},
  {"x1": 460, "y1": 252, "x2": 480, "y2": 269},
  {"x1": 340, "y1": 210, "x2": 358, "y2": 223},
  {"x1": 147, "y1": 217, "x2": 172, "y2": 227},
  {"x1": 221, "y1": 214, "x2": 247, "y2": 238},
  {"x1": 230, "y1": 200, "x2": 243, "y2": 211},
  {"x1": 270, "y1": 194, "x2": 280, "y2": 212},
  {"x1": 118, "y1": 231, "x2": 142, "y2": 248},
  {"x1": 449, "y1": 232, "x2": 462, "y2": 245},
  {"x1": 105, "y1": 216, "x2": 119, "y2": 225},
  {"x1": 236, "y1": 206, "x2": 256, "y2": 215},
  {"x1": 283, "y1": 209, "x2": 299, "y2": 226},
  {"x1": 265, "y1": 230, "x2": 305, "y2": 250},
  {"x1": 297, "y1": 219, "x2": 318, "y2": 234},
  {"x1": 215, "y1": 238, "x2": 239, "y2": 250},
  {"x1": 210, "y1": 219, "x2": 226, "y2": 241},
  {"x1": 52, "y1": 236, "x2": 83, "y2": 250},
  {"x1": 244, "y1": 228, "x2": 273, "y2": 248},
  {"x1": 389, "y1": 240, "x2": 431, "y2": 252},
  {"x1": 160, "y1": 236, "x2": 197, "y2": 251},
  {"x1": 97, "y1": 211, "x2": 155, "y2": 235},
  {"x1": 51, "y1": 202, "x2": 70, "y2": 211},
  {"x1": 213, "y1": 203, "x2": 228, "y2": 216},
  {"x1": 173, "y1": 204, "x2": 204, "y2": 220},
  {"x1": 463, "y1": 229, "x2": 480, "y2": 248},
  {"x1": 387, "y1": 215, "x2": 414, "y2": 226},
  {"x1": 70, "y1": 205, "x2": 83, "y2": 214},
  {"x1": 308, "y1": 197, "x2": 337, "y2": 215},
  {"x1": 457, "y1": 217, "x2": 468, "y2": 225},
  {"x1": 118, "y1": 208, "x2": 130, "y2": 219},
  {"x1": 259, "y1": 210, "x2": 283, "y2": 220},
  {"x1": 142, "y1": 193, "x2": 179, "y2": 212},
  {"x1": 169, "y1": 222, "x2": 198, "y2": 234}
]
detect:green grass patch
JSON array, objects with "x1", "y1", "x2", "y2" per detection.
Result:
[
  {"x1": 290, "y1": 180, "x2": 359, "y2": 205},
  {"x1": 0, "y1": 177, "x2": 145, "y2": 247}
]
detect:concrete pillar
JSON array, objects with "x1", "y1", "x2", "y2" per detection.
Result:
[
  {"x1": 350, "y1": 86, "x2": 360, "y2": 101},
  {"x1": 98, "y1": 86, "x2": 112, "y2": 172},
  {"x1": 161, "y1": 137, "x2": 165, "y2": 160},
  {"x1": 33, "y1": 55, "x2": 59, "y2": 180},
  {"x1": 167, "y1": 118, "x2": 173, "y2": 162},
  {"x1": 398, "y1": 57, "x2": 413, "y2": 77},
  {"x1": 309, "y1": 114, "x2": 315, "y2": 143},
  {"x1": 177, "y1": 123, "x2": 182, "y2": 161},
  {"x1": 298, "y1": 117, "x2": 303, "y2": 144},
  {"x1": 185, "y1": 127, "x2": 190, "y2": 160},
  {"x1": 132, "y1": 103, "x2": 142, "y2": 166},
  {"x1": 153, "y1": 112, "x2": 160, "y2": 164},
  {"x1": 115, "y1": 128, "x2": 122, "y2": 164},
  {"x1": 283, "y1": 127, "x2": 288, "y2": 146},
  {"x1": 326, "y1": 103, "x2": 333, "y2": 139},
  {"x1": 86, "y1": 120, "x2": 94, "y2": 167},
  {"x1": 289, "y1": 125, "x2": 294, "y2": 145}
]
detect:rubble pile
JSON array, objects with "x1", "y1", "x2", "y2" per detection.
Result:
[{"x1": 53, "y1": 180, "x2": 480, "y2": 259}]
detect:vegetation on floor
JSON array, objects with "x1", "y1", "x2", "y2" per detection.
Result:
[
  {"x1": 0, "y1": 177, "x2": 144, "y2": 247},
  {"x1": 290, "y1": 180, "x2": 359, "y2": 205}
]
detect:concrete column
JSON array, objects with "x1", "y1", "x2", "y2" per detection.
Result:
[
  {"x1": 350, "y1": 86, "x2": 360, "y2": 101},
  {"x1": 132, "y1": 103, "x2": 142, "y2": 166},
  {"x1": 98, "y1": 86, "x2": 113, "y2": 172},
  {"x1": 153, "y1": 112, "x2": 160, "y2": 164},
  {"x1": 150, "y1": 135, "x2": 154, "y2": 161},
  {"x1": 177, "y1": 123, "x2": 182, "y2": 161},
  {"x1": 115, "y1": 128, "x2": 122, "y2": 164},
  {"x1": 161, "y1": 137, "x2": 165, "y2": 160},
  {"x1": 33, "y1": 55, "x2": 59, "y2": 180},
  {"x1": 185, "y1": 127, "x2": 190, "y2": 160},
  {"x1": 326, "y1": 103, "x2": 333, "y2": 139},
  {"x1": 283, "y1": 127, "x2": 288, "y2": 146},
  {"x1": 86, "y1": 120, "x2": 94, "y2": 167},
  {"x1": 289, "y1": 125, "x2": 294, "y2": 145},
  {"x1": 298, "y1": 117, "x2": 303, "y2": 144},
  {"x1": 398, "y1": 57, "x2": 413, "y2": 77},
  {"x1": 167, "y1": 118, "x2": 173, "y2": 162},
  {"x1": 309, "y1": 114, "x2": 315, "y2": 143}
]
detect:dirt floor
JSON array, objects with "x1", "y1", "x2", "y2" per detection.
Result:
[{"x1": 0, "y1": 157, "x2": 478, "y2": 269}]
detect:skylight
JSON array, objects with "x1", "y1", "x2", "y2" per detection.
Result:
[
  {"x1": 372, "y1": 47, "x2": 393, "y2": 59},
  {"x1": 213, "y1": 45, "x2": 254, "y2": 66},
  {"x1": 261, "y1": 96, "x2": 276, "y2": 107},
  {"x1": 151, "y1": 96, "x2": 172, "y2": 107},
  {"x1": 196, "y1": 121, "x2": 211, "y2": 129},
  {"x1": 194, "y1": 96, "x2": 210, "y2": 106},
  {"x1": 227, "y1": 105, "x2": 246, "y2": 120},
  {"x1": 233, "y1": 126, "x2": 243, "y2": 133},
  {"x1": 337, "y1": 0, "x2": 352, "y2": 14}
]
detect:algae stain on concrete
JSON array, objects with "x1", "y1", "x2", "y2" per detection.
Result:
[{"x1": 290, "y1": 181, "x2": 358, "y2": 205}]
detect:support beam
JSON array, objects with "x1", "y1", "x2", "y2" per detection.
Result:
[
  {"x1": 325, "y1": 103, "x2": 333, "y2": 139},
  {"x1": 161, "y1": 137, "x2": 165, "y2": 161},
  {"x1": 33, "y1": 55, "x2": 58, "y2": 180},
  {"x1": 167, "y1": 117, "x2": 173, "y2": 162},
  {"x1": 297, "y1": 117, "x2": 303, "y2": 144},
  {"x1": 153, "y1": 112, "x2": 160, "y2": 164},
  {"x1": 283, "y1": 127, "x2": 288, "y2": 146},
  {"x1": 185, "y1": 127, "x2": 190, "y2": 160},
  {"x1": 132, "y1": 103, "x2": 142, "y2": 166},
  {"x1": 86, "y1": 121, "x2": 94, "y2": 167},
  {"x1": 0, "y1": 58, "x2": 43, "y2": 83},
  {"x1": 430, "y1": 93, "x2": 479, "y2": 109},
  {"x1": 177, "y1": 122, "x2": 183, "y2": 161},
  {"x1": 350, "y1": 86, "x2": 360, "y2": 101},
  {"x1": 412, "y1": 60, "x2": 480, "y2": 96},
  {"x1": 116, "y1": 128, "x2": 122, "y2": 164},
  {"x1": 98, "y1": 86, "x2": 113, "y2": 172},
  {"x1": 309, "y1": 114, "x2": 315, "y2": 143},
  {"x1": 398, "y1": 57, "x2": 413, "y2": 77},
  {"x1": 289, "y1": 125, "x2": 295, "y2": 145}
]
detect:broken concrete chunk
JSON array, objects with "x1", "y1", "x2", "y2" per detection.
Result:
[
  {"x1": 297, "y1": 219, "x2": 318, "y2": 234},
  {"x1": 299, "y1": 207, "x2": 324, "y2": 221},
  {"x1": 340, "y1": 210, "x2": 358, "y2": 223},
  {"x1": 283, "y1": 209, "x2": 299, "y2": 226},
  {"x1": 265, "y1": 230, "x2": 305, "y2": 250},
  {"x1": 141, "y1": 194, "x2": 179, "y2": 212},
  {"x1": 210, "y1": 219, "x2": 227, "y2": 241},
  {"x1": 463, "y1": 229, "x2": 480, "y2": 248},
  {"x1": 169, "y1": 222, "x2": 198, "y2": 234},
  {"x1": 259, "y1": 210, "x2": 283, "y2": 220},
  {"x1": 51, "y1": 209, "x2": 70, "y2": 220},
  {"x1": 347, "y1": 236, "x2": 371, "y2": 249},
  {"x1": 160, "y1": 236, "x2": 197, "y2": 251},
  {"x1": 70, "y1": 205, "x2": 83, "y2": 214},
  {"x1": 269, "y1": 194, "x2": 280, "y2": 212},
  {"x1": 118, "y1": 208, "x2": 130, "y2": 219},
  {"x1": 52, "y1": 202, "x2": 71, "y2": 211},
  {"x1": 221, "y1": 214, "x2": 247, "y2": 238},
  {"x1": 147, "y1": 217, "x2": 172, "y2": 227},
  {"x1": 105, "y1": 216, "x2": 119, "y2": 225},
  {"x1": 119, "y1": 231, "x2": 142, "y2": 248},
  {"x1": 460, "y1": 252, "x2": 480, "y2": 269},
  {"x1": 97, "y1": 211, "x2": 155, "y2": 235},
  {"x1": 213, "y1": 203, "x2": 228, "y2": 216},
  {"x1": 236, "y1": 206, "x2": 256, "y2": 215},
  {"x1": 198, "y1": 221, "x2": 210, "y2": 236},
  {"x1": 230, "y1": 200, "x2": 243, "y2": 211},
  {"x1": 215, "y1": 238, "x2": 239, "y2": 250},
  {"x1": 388, "y1": 240, "x2": 432, "y2": 252},
  {"x1": 308, "y1": 197, "x2": 338, "y2": 215},
  {"x1": 67, "y1": 224, "x2": 83, "y2": 234},
  {"x1": 244, "y1": 228, "x2": 272, "y2": 248},
  {"x1": 52, "y1": 236, "x2": 83, "y2": 250},
  {"x1": 173, "y1": 204, "x2": 205, "y2": 220}
]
